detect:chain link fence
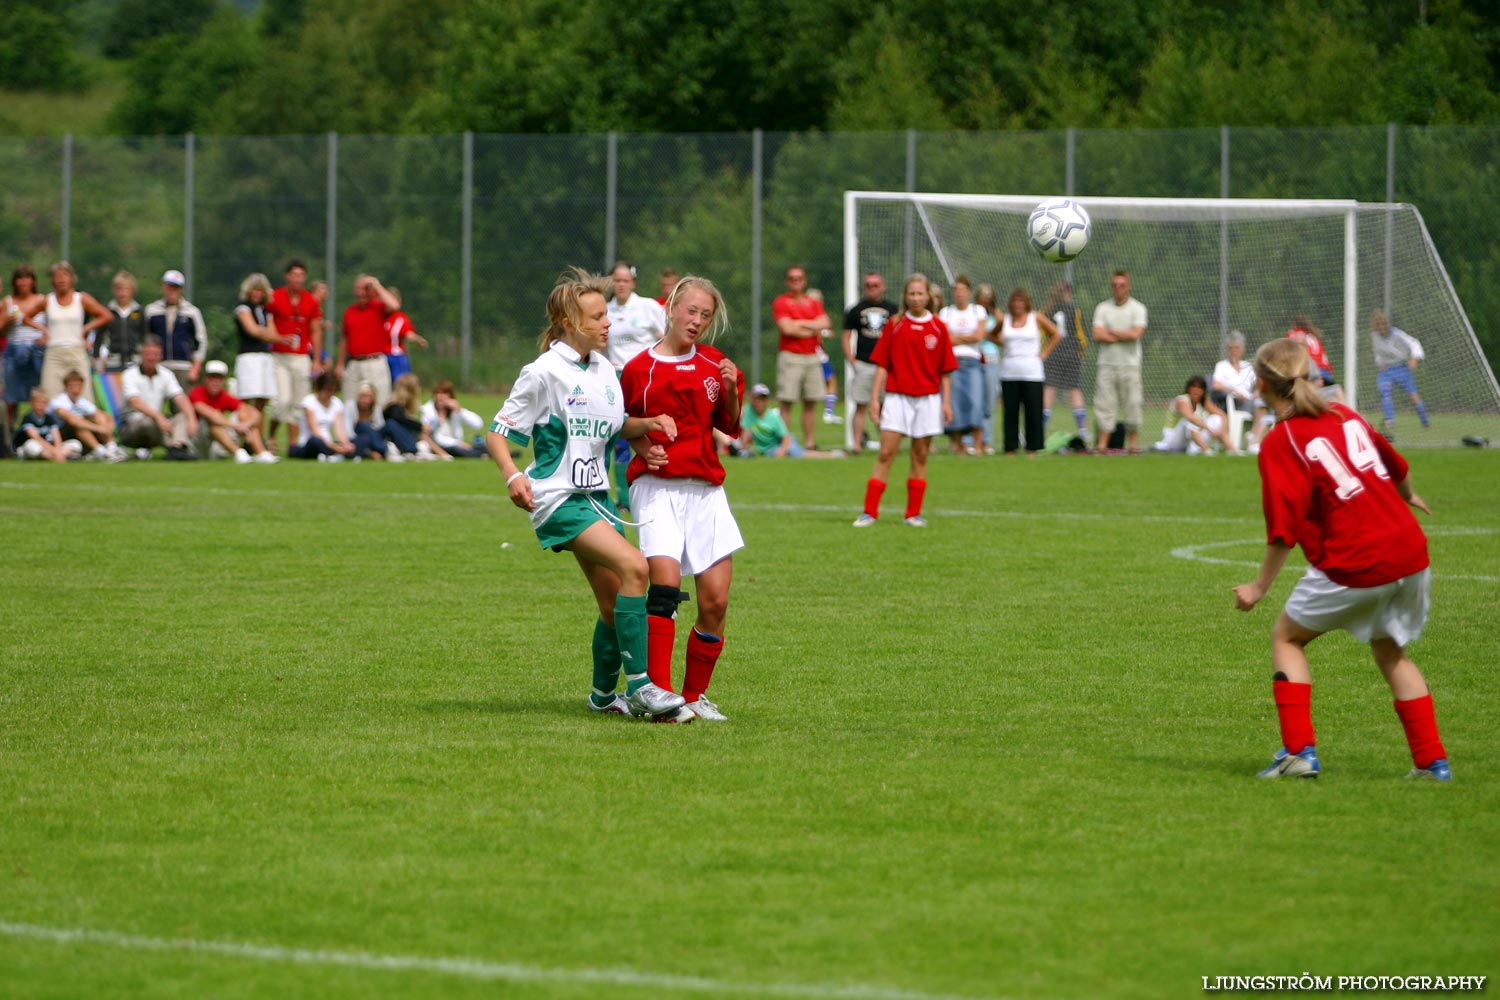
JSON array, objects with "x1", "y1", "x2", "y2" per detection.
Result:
[{"x1": 1, "y1": 126, "x2": 1496, "y2": 390}]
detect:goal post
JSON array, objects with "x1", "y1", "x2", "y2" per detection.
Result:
[{"x1": 844, "y1": 191, "x2": 1500, "y2": 444}]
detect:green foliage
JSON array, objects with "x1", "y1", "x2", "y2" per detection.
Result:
[
  {"x1": 109, "y1": 10, "x2": 261, "y2": 134},
  {"x1": 0, "y1": 0, "x2": 83, "y2": 90},
  {"x1": 101, "y1": 0, "x2": 218, "y2": 59}
]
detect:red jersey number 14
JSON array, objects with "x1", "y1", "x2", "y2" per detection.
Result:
[{"x1": 1304, "y1": 419, "x2": 1390, "y2": 501}]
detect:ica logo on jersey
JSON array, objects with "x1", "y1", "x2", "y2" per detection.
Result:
[{"x1": 568, "y1": 416, "x2": 613, "y2": 438}]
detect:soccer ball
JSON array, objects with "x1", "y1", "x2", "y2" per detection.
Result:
[{"x1": 1026, "y1": 199, "x2": 1091, "y2": 263}]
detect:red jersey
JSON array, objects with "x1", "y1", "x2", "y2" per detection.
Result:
[
  {"x1": 620, "y1": 342, "x2": 745, "y2": 486},
  {"x1": 385, "y1": 311, "x2": 415, "y2": 355},
  {"x1": 870, "y1": 312, "x2": 957, "y2": 396},
  {"x1": 268, "y1": 287, "x2": 321, "y2": 356},
  {"x1": 1289, "y1": 327, "x2": 1334, "y2": 377},
  {"x1": 1258, "y1": 403, "x2": 1427, "y2": 588},
  {"x1": 343, "y1": 299, "x2": 390, "y2": 358},
  {"x1": 772, "y1": 293, "x2": 826, "y2": 355},
  {"x1": 188, "y1": 385, "x2": 243, "y2": 414}
]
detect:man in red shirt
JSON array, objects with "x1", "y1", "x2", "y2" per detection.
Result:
[
  {"x1": 266, "y1": 260, "x2": 323, "y2": 453},
  {"x1": 337, "y1": 274, "x2": 402, "y2": 432},
  {"x1": 772, "y1": 264, "x2": 831, "y2": 451},
  {"x1": 189, "y1": 360, "x2": 277, "y2": 462}
]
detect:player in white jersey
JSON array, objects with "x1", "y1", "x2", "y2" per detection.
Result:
[
  {"x1": 603, "y1": 261, "x2": 667, "y2": 513},
  {"x1": 487, "y1": 267, "x2": 684, "y2": 720}
]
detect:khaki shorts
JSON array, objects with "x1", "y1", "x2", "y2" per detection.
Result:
[
  {"x1": 777, "y1": 351, "x2": 824, "y2": 403},
  {"x1": 272, "y1": 353, "x2": 311, "y2": 423},
  {"x1": 1094, "y1": 364, "x2": 1143, "y2": 432},
  {"x1": 848, "y1": 360, "x2": 879, "y2": 405}
]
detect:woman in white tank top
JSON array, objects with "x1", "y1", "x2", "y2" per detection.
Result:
[
  {"x1": 996, "y1": 288, "x2": 1060, "y2": 455},
  {"x1": 22, "y1": 260, "x2": 110, "y2": 403}
]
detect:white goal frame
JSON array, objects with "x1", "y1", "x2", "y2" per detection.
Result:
[{"x1": 844, "y1": 191, "x2": 1500, "y2": 431}]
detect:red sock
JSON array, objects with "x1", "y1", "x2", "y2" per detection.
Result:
[
  {"x1": 863, "y1": 478, "x2": 886, "y2": 518},
  {"x1": 1273, "y1": 680, "x2": 1315, "y2": 754},
  {"x1": 1394, "y1": 694, "x2": 1447, "y2": 769},
  {"x1": 905, "y1": 478, "x2": 927, "y2": 518},
  {"x1": 646, "y1": 615, "x2": 675, "y2": 692},
  {"x1": 682, "y1": 629, "x2": 724, "y2": 703}
]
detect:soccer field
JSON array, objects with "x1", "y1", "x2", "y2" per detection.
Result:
[{"x1": 2, "y1": 448, "x2": 1496, "y2": 999}]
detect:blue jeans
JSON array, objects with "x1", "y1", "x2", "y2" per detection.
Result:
[
  {"x1": 3, "y1": 341, "x2": 43, "y2": 405},
  {"x1": 353, "y1": 421, "x2": 387, "y2": 458}
]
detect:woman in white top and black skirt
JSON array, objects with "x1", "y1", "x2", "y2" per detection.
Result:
[{"x1": 997, "y1": 288, "x2": 1060, "y2": 455}]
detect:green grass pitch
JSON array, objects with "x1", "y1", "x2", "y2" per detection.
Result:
[{"x1": 2, "y1": 445, "x2": 1496, "y2": 999}]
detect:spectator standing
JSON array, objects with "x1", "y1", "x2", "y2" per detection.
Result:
[
  {"x1": 118, "y1": 336, "x2": 199, "y2": 458},
  {"x1": 267, "y1": 260, "x2": 323, "y2": 452},
  {"x1": 14, "y1": 386, "x2": 73, "y2": 461},
  {"x1": 421, "y1": 379, "x2": 487, "y2": 457},
  {"x1": 338, "y1": 274, "x2": 400, "y2": 433},
  {"x1": 1091, "y1": 270, "x2": 1147, "y2": 452},
  {"x1": 841, "y1": 272, "x2": 898, "y2": 455},
  {"x1": 383, "y1": 291, "x2": 428, "y2": 382},
  {"x1": 655, "y1": 267, "x2": 680, "y2": 306},
  {"x1": 98, "y1": 271, "x2": 145, "y2": 402},
  {"x1": 1370, "y1": 310, "x2": 1431, "y2": 440},
  {"x1": 24, "y1": 261, "x2": 110, "y2": 402},
  {"x1": 997, "y1": 288, "x2": 1060, "y2": 456},
  {"x1": 853, "y1": 273, "x2": 956, "y2": 528},
  {"x1": 773, "y1": 264, "x2": 832, "y2": 451},
  {"x1": 144, "y1": 269, "x2": 206, "y2": 388},
  {"x1": 975, "y1": 284, "x2": 1001, "y2": 455},
  {"x1": 3, "y1": 265, "x2": 46, "y2": 427},
  {"x1": 191, "y1": 360, "x2": 277, "y2": 463},
  {"x1": 51, "y1": 369, "x2": 125, "y2": 460},
  {"x1": 1041, "y1": 280, "x2": 1090, "y2": 442},
  {"x1": 233, "y1": 273, "x2": 285, "y2": 425},
  {"x1": 604, "y1": 261, "x2": 667, "y2": 510},
  {"x1": 938, "y1": 276, "x2": 988, "y2": 455}
]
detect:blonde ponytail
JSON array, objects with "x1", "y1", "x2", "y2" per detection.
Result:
[
  {"x1": 1254, "y1": 338, "x2": 1329, "y2": 418},
  {"x1": 539, "y1": 267, "x2": 612, "y2": 352}
]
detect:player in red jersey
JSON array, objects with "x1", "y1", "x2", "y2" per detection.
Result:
[
  {"x1": 1286, "y1": 314, "x2": 1343, "y2": 402},
  {"x1": 853, "y1": 273, "x2": 956, "y2": 528},
  {"x1": 620, "y1": 276, "x2": 745, "y2": 723},
  {"x1": 1233, "y1": 338, "x2": 1449, "y2": 781}
]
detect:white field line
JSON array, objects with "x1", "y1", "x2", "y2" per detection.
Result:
[
  {"x1": 0, "y1": 921, "x2": 1011, "y2": 1000},
  {"x1": 1170, "y1": 533, "x2": 1500, "y2": 583},
  {"x1": 0, "y1": 480, "x2": 1255, "y2": 525}
]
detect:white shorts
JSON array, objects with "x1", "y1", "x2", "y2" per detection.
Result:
[
  {"x1": 1284, "y1": 566, "x2": 1430, "y2": 646},
  {"x1": 632, "y1": 476, "x2": 744, "y2": 576},
  {"x1": 235, "y1": 352, "x2": 277, "y2": 400},
  {"x1": 879, "y1": 393, "x2": 942, "y2": 439}
]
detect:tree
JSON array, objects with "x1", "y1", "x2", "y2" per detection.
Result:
[
  {"x1": 102, "y1": 0, "x2": 219, "y2": 59},
  {"x1": 0, "y1": 0, "x2": 82, "y2": 90}
]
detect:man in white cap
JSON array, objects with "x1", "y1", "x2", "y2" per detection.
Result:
[
  {"x1": 189, "y1": 359, "x2": 278, "y2": 463},
  {"x1": 145, "y1": 268, "x2": 207, "y2": 387}
]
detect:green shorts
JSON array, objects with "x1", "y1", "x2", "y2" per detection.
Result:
[{"x1": 536, "y1": 492, "x2": 624, "y2": 552}]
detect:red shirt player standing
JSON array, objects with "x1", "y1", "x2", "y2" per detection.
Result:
[
  {"x1": 854, "y1": 273, "x2": 957, "y2": 528},
  {"x1": 620, "y1": 276, "x2": 745, "y2": 724},
  {"x1": 1234, "y1": 338, "x2": 1448, "y2": 781}
]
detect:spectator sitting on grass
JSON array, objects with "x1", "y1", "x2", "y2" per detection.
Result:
[
  {"x1": 383, "y1": 372, "x2": 446, "y2": 460},
  {"x1": 119, "y1": 337, "x2": 199, "y2": 459},
  {"x1": 190, "y1": 360, "x2": 278, "y2": 463},
  {"x1": 292, "y1": 371, "x2": 355, "y2": 461},
  {"x1": 420, "y1": 379, "x2": 486, "y2": 457},
  {"x1": 351, "y1": 382, "x2": 392, "y2": 461},
  {"x1": 739, "y1": 383, "x2": 838, "y2": 458},
  {"x1": 14, "y1": 386, "x2": 74, "y2": 462},
  {"x1": 51, "y1": 369, "x2": 125, "y2": 461}
]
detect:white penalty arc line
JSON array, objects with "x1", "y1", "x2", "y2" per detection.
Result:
[
  {"x1": 1170, "y1": 534, "x2": 1500, "y2": 583},
  {"x1": 0, "y1": 480, "x2": 1256, "y2": 526},
  {"x1": 0, "y1": 921, "x2": 1012, "y2": 1000}
]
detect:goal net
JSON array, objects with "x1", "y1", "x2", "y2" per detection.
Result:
[{"x1": 845, "y1": 192, "x2": 1500, "y2": 445}]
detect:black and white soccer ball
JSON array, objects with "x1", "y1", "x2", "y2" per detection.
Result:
[{"x1": 1026, "y1": 199, "x2": 1092, "y2": 263}]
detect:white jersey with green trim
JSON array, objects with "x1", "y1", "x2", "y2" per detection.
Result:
[{"x1": 491, "y1": 340, "x2": 625, "y2": 529}]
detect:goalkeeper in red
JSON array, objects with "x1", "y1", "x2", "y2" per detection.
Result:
[
  {"x1": 1233, "y1": 338, "x2": 1449, "y2": 781},
  {"x1": 620, "y1": 275, "x2": 745, "y2": 723}
]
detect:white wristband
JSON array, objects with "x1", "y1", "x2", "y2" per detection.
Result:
[{"x1": 505, "y1": 471, "x2": 525, "y2": 487}]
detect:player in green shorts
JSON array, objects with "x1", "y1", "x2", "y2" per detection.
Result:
[{"x1": 487, "y1": 267, "x2": 685, "y2": 720}]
